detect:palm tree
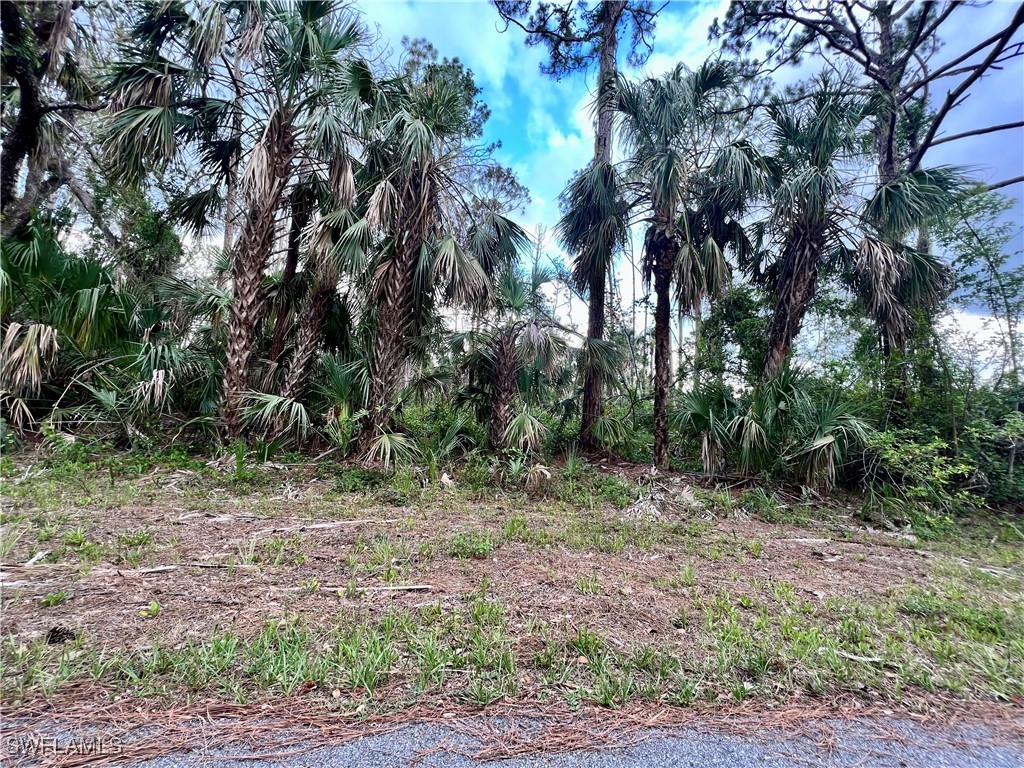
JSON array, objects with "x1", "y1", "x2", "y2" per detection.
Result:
[
  {"x1": 103, "y1": 0, "x2": 366, "y2": 436},
  {"x1": 856, "y1": 166, "x2": 964, "y2": 355},
  {"x1": 557, "y1": 160, "x2": 629, "y2": 446},
  {"x1": 458, "y1": 265, "x2": 568, "y2": 453},
  {"x1": 350, "y1": 69, "x2": 530, "y2": 457},
  {"x1": 495, "y1": 0, "x2": 663, "y2": 452},
  {"x1": 615, "y1": 61, "x2": 762, "y2": 467},
  {"x1": 759, "y1": 81, "x2": 961, "y2": 383},
  {"x1": 758, "y1": 84, "x2": 868, "y2": 381},
  {"x1": 277, "y1": 205, "x2": 361, "y2": 404}
]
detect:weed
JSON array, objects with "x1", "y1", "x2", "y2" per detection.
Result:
[
  {"x1": 575, "y1": 573, "x2": 600, "y2": 595},
  {"x1": 502, "y1": 514, "x2": 530, "y2": 541},
  {"x1": 117, "y1": 529, "x2": 152, "y2": 548},
  {"x1": 0, "y1": 525, "x2": 24, "y2": 558},
  {"x1": 63, "y1": 528, "x2": 87, "y2": 547},
  {"x1": 571, "y1": 626, "x2": 604, "y2": 662},
  {"x1": 449, "y1": 531, "x2": 496, "y2": 560},
  {"x1": 333, "y1": 624, "x2": 396, "y2": 694},
  {"x1": 237, "y1": 538, "x2": 258, "y2": 566},
  {"x1": 40, "y1": 591, "x2": 68, "y2": 608}
]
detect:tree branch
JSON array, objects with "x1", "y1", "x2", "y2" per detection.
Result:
[
  {"x1": 987, "y1": 175, "x2": 1024, "y2": 192},
  {"x1": 39, "y1": 100, "x2": 108, "y2": 114},
  {"x1": 904, "y1": 17, "x2": 1023, "y2": 94},
  {"x1": 926, "y1": 120, "x2": 1024, "y2": 148},
  {"x1": 908, "y1": 1, "x2": 1024, "y2": 171}
]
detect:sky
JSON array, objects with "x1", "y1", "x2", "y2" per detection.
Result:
[
  {"x1": 363, "y1": 0, "x2": 1023, "y2": 225},
  {"x1": 360, "y1": 0, "x2": 1024, "y2": 344}
]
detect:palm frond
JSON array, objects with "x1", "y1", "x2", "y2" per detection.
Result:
[
  {"x1": 241, "y1": 392, "x2": 311, "y2": 439},
  {"x1": 366, "y1": 430, "x2": 420, "y2": 467},
  {"x1": 503, "y1": 408, "x2": 548, "y2": 453},
  {"x1": 1, "y1": 323, "x2": 59, "y2": 396}
]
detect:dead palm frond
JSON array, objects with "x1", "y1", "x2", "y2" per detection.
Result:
[{"x1": 1, "y1": 323, "x2": 59, "y2": 396}]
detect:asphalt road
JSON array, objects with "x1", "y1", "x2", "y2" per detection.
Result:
[{"x1": 126, "y1": 717, "x2": 1024, "y2": 768}]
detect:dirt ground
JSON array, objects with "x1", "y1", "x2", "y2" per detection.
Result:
[
  {"x1": 2, "y1": 457, "x2": 1023, "y2": 767},
  {"x1": 1, "y1": 466, "x2": 945, "y2": 656}
]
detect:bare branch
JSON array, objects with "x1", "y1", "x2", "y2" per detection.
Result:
[
  {"x1": 908, "y1": 2, "x2": 1024, "y2": 171},
  {"x1": 38, "y1": 100, "x2": 107, "y2": 114},
  {"x1": 987, "y1": 175, "x2": 1024, "y2": 192},
  {"x1": 928, "y1": 120, "x2": 1024, "y2": 148}
]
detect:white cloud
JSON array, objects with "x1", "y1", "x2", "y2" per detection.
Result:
[
  {"x1": 364, "y1": 0, "x2": 548, "y2": 118},
  {"x1": 636, "y1": 0, "x2": 731, "y2": 76}
]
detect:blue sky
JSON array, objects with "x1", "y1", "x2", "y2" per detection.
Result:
[
  {"x1": 365, "y1": 0, "x2": 1023, "y2": 233},
  {"x1": 363, "y1": 0, "x2": 1023, "y2": 342}
]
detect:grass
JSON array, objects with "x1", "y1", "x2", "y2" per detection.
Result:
[
  {"x1": 1, "y1": 448, "x2": 1022, "y2": 715},
  {"x1": 448, "y1": 531, "x2": 497, "y2": 560},
  {"x1": 7, "y1": 580, "x2": 1008, "y2": 709},
  {"x1": 39, "y1": 591, "x2": 68, "y2": 608},
  {"x1": 575, "y1": 573, "x2": 600, "y2": 594}
]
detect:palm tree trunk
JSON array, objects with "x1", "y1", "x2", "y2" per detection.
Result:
[
  {"x1": 219, "y1": 54, "x2": 245, "y2": 288},
  {"x1": 763, "y1": 226, "x2": 823, "y2": 380},
  {"x1": 268, "y1": 185, "x2": 313, "y2": 368},
  {"x1": 356, "y1": 222, "x2": 419, "y2": 456},
  {"x1": 581, "y1": 265, "x2": 606, "y2": 449},
  {"x1": 279, "y1": 281, "x2": 333, "y2": 402},
  {"x1": 222, "y1": 115, "x2": 295, "y2": 437},
  {"x1": 580, "y1": 0, "x2": 626, "y2": 451},
  {"x1": 488, "y1": 329, "x2": 519, "y2": 453},
  {"x1": 691, "y1": 305, "x2": 702, "y2": 387},
  {"x1": 649, "y1": 229, "x2": 674, "y2": 469}
]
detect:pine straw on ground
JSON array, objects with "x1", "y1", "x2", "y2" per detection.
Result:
[
  {"x1": 2, "y1": 459, "x2": 1022, "y2": 766},
  {"x1": 4, "y1": 690, "x2": 1023, "y2": 767},
  {"x1": 1, "y1": 469, "x2": 940, "y2": 656}
]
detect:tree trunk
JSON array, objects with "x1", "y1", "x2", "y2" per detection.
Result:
[
  {"x1": 763, "y1": 225, "x2": 824, "y2": 380},
  {"x1": 874, "y1": 2, "x2": 898, "y2": 188},
  {"x1": 691, "y1": 304, "x2": 702, "y2": 387},
  {"x1": 267, "y1": 184, "x2": 312, "y2": 368},
  {"x1": 356, "y1": 188, "x2": 423, "y2": 456},
  {"x1": 580, "y1": 261, "x2": 606, "y2": 449},
  {"x1": 580, "y1": 0, "x2": 626, "y2": 451},
  {"x1": 356, "y1": 255, "x2": 415, "y2": 455},
  {"x1": 279, "y1": 280, "x2": 333, "y2": 403},
  {"x1": 649, "y1": 229, "x2": 674, "y2": 469},
  {"x1": 488, "y1": 329, "x2": 519, "y2": 453},
  {"x1": 0, "y1": 2, "x2": 42, "y2": 218},
  {"x1": 221, "y1": 115, "x2": 295, "y2": 437}
]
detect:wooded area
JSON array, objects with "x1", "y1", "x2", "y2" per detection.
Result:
[{"x1": 1, "y1": 3, "x2": 1023, "y2": 757}]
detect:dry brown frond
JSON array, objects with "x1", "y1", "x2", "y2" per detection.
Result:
[
  {"x1": 855, "y1": 237, "x2": 911, "y2": 344},
  {"x1": 0, "y1": 391, "x2": 35, "y2": 431},
  {"x1": 241, "y1": 133, "x2": 272, "y2": 203},
  {"x1": 43, "y1": 2, "x2": 75, "y2": 78},
  {"x1": 367, "y1": 181, "x2": 397, "y2": 231},
  {"x1": 135, "y1": 368, "x2": 170, "y2": 412},
  {"x1": 330, "y1": 155, "x2": 356, "y2": 208},
  {"x1": 237, "y1": 8, "x2": 265, "y2": 62},
  {"x1": 1, "y1": 322, "x2": 59, "y2": 396}
]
